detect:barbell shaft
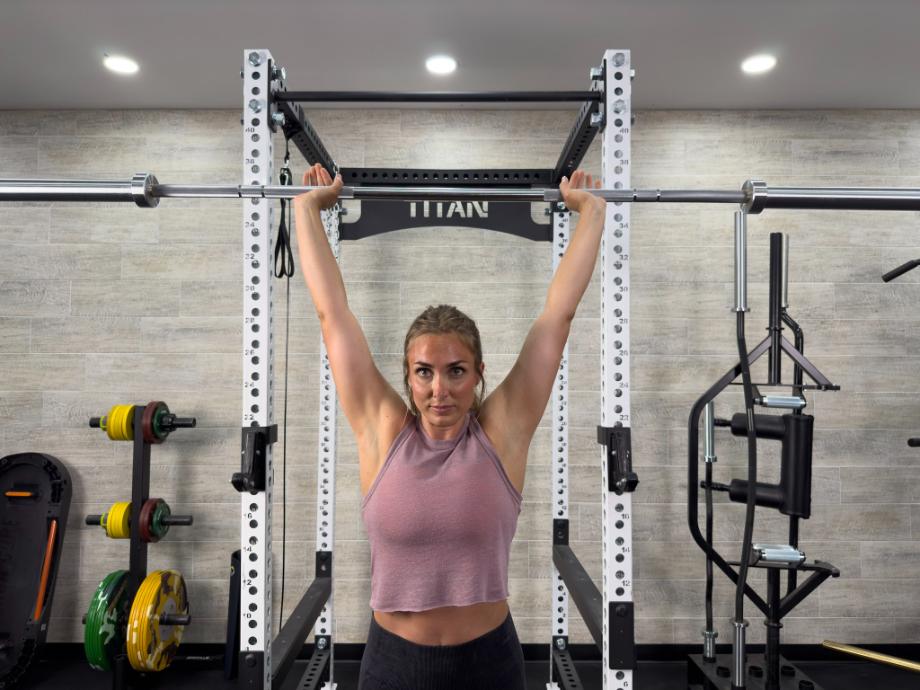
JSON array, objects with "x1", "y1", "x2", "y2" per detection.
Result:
[{"x1": 4, "y1": 175, "x2": 920, "y2": 211}]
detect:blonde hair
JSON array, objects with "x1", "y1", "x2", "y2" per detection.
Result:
[{"x1": 403, "y1": 305, "x2": 485, "y2": 416}]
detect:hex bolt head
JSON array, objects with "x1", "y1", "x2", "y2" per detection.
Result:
[
  {"x1": 271, "y1": 112, "x2": 286, "y2": 127},
  {"x1": 249, "y1": 99, "x2": 262, "y2": 113},
  {"x1": 248, "y1": 52, "x2": 262, "y2": 67}
]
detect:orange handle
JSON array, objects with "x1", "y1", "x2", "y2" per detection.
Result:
[{"x1": 33, "y1": 519, "x2": 58, "y2": 620}]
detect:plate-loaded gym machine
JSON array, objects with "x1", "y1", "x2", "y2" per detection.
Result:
[{"x1": 687, "y1": 220, "x2": 840, "y2": 690}]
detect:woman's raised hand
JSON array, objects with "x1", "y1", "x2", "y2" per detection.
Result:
[
  {"x1": 295, "y1": 163, "x2": 343, "y2": 211},
  {"x1": 559, "y1": 169, "x2": 606, "y2": 215}
]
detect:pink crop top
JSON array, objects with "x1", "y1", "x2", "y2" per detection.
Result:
[{"x1": 360, "y1": 413, "x2": 523, "y2": 612}]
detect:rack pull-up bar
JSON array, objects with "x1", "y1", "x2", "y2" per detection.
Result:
[
  {"x1": 4, "y1": 175, "x2": 920, "y2": 213},
  {"x1": 274, "y1": 91, "x2": 603, "y2": 103}
]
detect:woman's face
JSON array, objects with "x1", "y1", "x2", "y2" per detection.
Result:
[{"x1": 406, "y1": 332, "x2": 483, "y2": 439}]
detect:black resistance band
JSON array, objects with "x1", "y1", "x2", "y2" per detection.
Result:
[{"x1": 277, "y1": 143, "x2": 294, "y2": 633}]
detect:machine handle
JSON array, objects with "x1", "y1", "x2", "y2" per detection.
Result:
[{"x1": 882, "y1": 259, "x2": 920, "y2": 282}]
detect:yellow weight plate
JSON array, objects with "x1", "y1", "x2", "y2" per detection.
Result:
[
  {"x1": 104, "y1": 501, "x2": 131, "y2": 539},
  {"x1": 127, "y1": 576, "x2": 156, "y2": 670},
  {"x1": 110, "y1": 405, "x2": 122, "y2": 441},
  {"x1": 102, "y1": 404, "x2": 135, "y2": 441},
  {"x1": 120, "y1": 405, "x2": 135, "y2": 441},
  {"x1": 127, "y1": 570, "x2": 188, "y2": 672}
]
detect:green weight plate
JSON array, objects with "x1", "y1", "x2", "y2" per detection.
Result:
[
  {"x1": 152, "y1": 403, "x2": 170, "y2": 440},
  {"x1": 151, "y1": 500, "x2": 170, "y2": 540},
  {"x1": 85, "y1": 570, "x2": 122, "y2": 667},
  {"x1": 84, "y1": 570, "x2": 131, "y2": 672}
]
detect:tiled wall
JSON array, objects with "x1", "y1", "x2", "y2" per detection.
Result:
[{"x1": 1, "y1": 108, "x2": 919, "y2": 647}]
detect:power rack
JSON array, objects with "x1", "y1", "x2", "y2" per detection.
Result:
[{"x1": 233, "y1": 49, "x2": 637, "y2": 690}]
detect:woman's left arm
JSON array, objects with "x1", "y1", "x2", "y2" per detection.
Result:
[{"x1": 482, "y1": 171, "x2": 606, "y2": 444}]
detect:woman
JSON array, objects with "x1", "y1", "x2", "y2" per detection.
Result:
[{"x1": 294, "y1": 164, "x2": 606, "y2": 690}]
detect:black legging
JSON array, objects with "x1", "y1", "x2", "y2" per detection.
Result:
[{"x1": 358, "y1": 612, "x2": 527, "y2": 690}]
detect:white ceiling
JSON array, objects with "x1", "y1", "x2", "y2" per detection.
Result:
[{"x1": 2, "y1": 0, "x2": 920, "y2": 110}]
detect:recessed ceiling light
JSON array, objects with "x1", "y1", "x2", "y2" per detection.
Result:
[
  {"x1": 426, "y1": 55, "x2": 457, "y2": 75},
  {"x1": 103, "y1": 54, "x2": 139, "y2": 75},
  {"x1": 741, "y1": 53, "x2": 777, "y2": 75}
]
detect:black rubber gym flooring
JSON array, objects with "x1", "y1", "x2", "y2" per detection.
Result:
[{"x1": 19, "y1": 645, "x2": 920, "y2": 690}]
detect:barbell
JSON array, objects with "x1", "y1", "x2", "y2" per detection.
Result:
[{"x1": 4, "y1": 174, "x2": 920, "y2": 212}]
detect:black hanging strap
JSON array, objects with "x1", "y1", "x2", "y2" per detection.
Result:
[{"x1": 274, "y1": 142, "x2": 295, "y2": 278}]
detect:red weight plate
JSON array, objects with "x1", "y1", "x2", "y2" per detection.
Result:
[
  {"x1": 138, "y1": 498, "x2": 158, "y2": 544},
  {"x1": 141, "y1": 402, "x2": 165, "y2": 444}
]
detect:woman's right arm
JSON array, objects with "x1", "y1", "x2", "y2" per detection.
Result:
[{"x1": 293, "y1": 165, "x2": 406, "y2": 440}]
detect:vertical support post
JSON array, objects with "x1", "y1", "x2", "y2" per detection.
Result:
[
  {"x1": 239, "y1": 48, "x2": 275, "y2": 689},
  {"x1": 765, "y1": 568, "x2": 782, "y2": 690},
  {"x1": 600, "y1": 49, "x2": 635, "y2": 688},
  {"x1": 550, "y1": 202, "x2": 571, "y2": 675},
  {"x1": 767, "y1": 233, "x2": 784, "y2": 384},
  {"x1": 314, "y1": 205, "x2": 341, "y2": 689},
  {"x1": 734, "y1": 210, "x2": 748, "y2": 314},
  {"x1": 128, "y1": 407, "x2": 151, "y2": 594}
]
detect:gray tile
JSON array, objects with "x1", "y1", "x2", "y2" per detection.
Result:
[
  {"x1": 841, "y1": 468, "x2": 920, "y2": 503},
  {"x1": 0, "y1": 392, "x2": 42, "y2": 428},
  {"x1": 0, "y1": 136, "x2": 39, "y2": 175},
  {"x1": 1, "y1": 426, "x2": 115, "y2": 464},
  {"x1": 3, "y1": 244, "x2": 121, "y2": 280},
  {"x1": 144, "y1": 134, "x2": 240, "y2": 176},
  {"x1": 121, "y1": 244, "x2": 241, "y2": 281},
  {"x1": 861, "y1": 542, "x2": 920, "y2": 578},
  {"x1": 85, "y1": 353, "x2": 239, "y2": 392},
  {"x1": 0, "y1": 317, "x2": 29, "y2": 352},
  {"x1": 0, "y1": 207, "x2": 50, "y2": 243},
  {"x1": 49, "y1": 206, "x2": 158, "y2": 244},
  {"x1": 812, "y1": 429, "x2": 920, "y2": 467},
  {"x1": 71, "y1": 279, "x2": 180, "y2": 316},
  {"x1": 180, "y1": 280, "x2": 240, "y2": 317},
  {"x1": 835, "y1": 284, "x2": 920, "y2": 320},
  {"x1": 31, "y1": 316, "x2": 142, "y2": 353},
  {"x1": 820, "y1": 580, "x2": 920, "y2": 618},
  {"x1": 140, "y1": 317, "x2": 241, "y2": 353},
  {"x1": 38, "y1": 136, "x2": 146, "y2": 175},
  {"x1": 3, "y1": 353, "x2": 84, "y2": 390},
  {"x1": 158, "y1": 203, "x2": 241, "y2": 245},
  {"x1": 812, "y1": 393, "x2": 920, "y2": 429}
]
